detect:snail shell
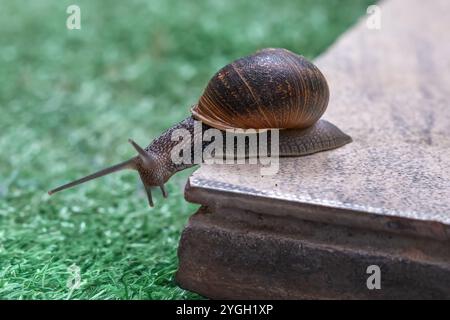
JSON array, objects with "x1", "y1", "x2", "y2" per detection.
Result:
[{"x1": 191, "y1": 48, "x2": 329, "y2": 130}]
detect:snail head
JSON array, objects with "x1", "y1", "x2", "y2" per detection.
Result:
[{"x1": 47, "y1": 139, "x2": 167, "y2": 207}]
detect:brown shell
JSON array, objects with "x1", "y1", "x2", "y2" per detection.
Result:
[{"x1": 191, "y1": 48, "x2": 329, "y2": 130}]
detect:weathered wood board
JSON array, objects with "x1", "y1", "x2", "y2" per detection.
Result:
[{"x1": 176, "y1": 0, "x2": 450, "y2": 299}]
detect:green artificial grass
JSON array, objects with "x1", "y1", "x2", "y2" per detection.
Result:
[{"x1": 0, "y1": 0, "x2": 373, "y2": 299}]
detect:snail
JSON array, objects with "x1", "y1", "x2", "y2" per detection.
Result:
[{"x1": 49, "y1": 48, "x2": 351, "y2": 207}]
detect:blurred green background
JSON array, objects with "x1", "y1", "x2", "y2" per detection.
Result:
[{"x1": 0, "y1": 0, "x2": 373, "y2": 299}]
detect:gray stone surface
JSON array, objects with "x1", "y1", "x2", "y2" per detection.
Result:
[
  {"x1": 177, "y1": 0, "x2": 450, "y2": 299},
  {"x1": 185, "y1": 0, "x2": 450, "y2": 240}
]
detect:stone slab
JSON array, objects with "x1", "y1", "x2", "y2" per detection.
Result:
[
  {"x1": 177, "y1": 207, "x2": 450, "y2": 299},
  {"x1": 176, "y1": 0, "x2": 450, "y2": 299},
  {"x1": 185, "y1": 0, "x2": 450, "y2": 240}
]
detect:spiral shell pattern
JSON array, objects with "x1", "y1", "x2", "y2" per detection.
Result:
[{"x1": 191, "y1": 48, "x2": 329, "y2": 130}]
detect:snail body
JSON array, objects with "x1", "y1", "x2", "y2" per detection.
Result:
[{"x1": 49, "y1": 48, "x2": 351, "y2": 206}]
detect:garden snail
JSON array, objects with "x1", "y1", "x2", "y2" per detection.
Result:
[{"x1": 49, "y1": 48, "x2": 351, "y2": 207}]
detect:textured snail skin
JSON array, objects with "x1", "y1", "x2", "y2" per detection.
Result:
[
  {"x1": 48, "y1": 48, "x2": 352, "y2": 207},
  {"x1": 137, "y1": 116, "x2": 351, "y2": 186}
]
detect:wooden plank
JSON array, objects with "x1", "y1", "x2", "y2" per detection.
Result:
[{"x1": 177, "y1": 0, "x2": 450, "y2": 299}]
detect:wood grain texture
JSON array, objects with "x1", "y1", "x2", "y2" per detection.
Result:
[{"x1": 185, "y1": 0, "x2": 450, "y2": 240}]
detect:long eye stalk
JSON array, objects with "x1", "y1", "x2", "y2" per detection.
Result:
[
  {"x1": 48, "y1": 158, "x2": 135, "y2": 195},
  {"x1": 48, "y1": 139, "x2": 167, "y2": 207}
]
